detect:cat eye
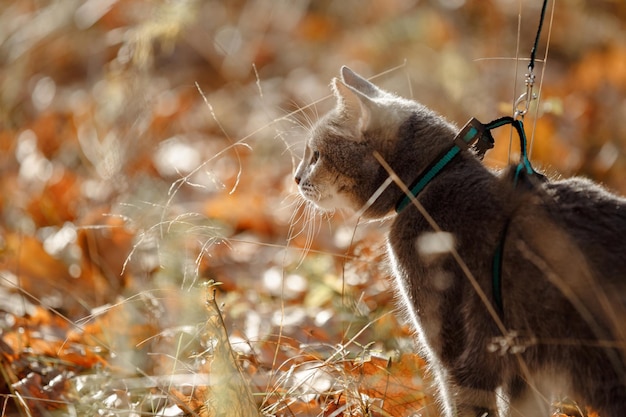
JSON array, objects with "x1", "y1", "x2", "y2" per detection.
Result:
[{"x1": 311, "y1": 150, "x2": 320, "y2": 164}]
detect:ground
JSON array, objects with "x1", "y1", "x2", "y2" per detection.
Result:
[{"x1": 0, "y1": 0, "x2": 625, "y2": 416}]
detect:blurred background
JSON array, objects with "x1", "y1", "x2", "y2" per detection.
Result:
[{"x1": 0, "y1": 0, "x2": 625, "y2": 415}]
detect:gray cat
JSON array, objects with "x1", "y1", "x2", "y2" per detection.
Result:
[{"x1": 294, "y1": 66, "x2": 626, "y2": 417}]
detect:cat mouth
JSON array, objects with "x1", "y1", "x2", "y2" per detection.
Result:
[{"x1": 298, "y1": 183, "x2": 321, "y2": 202}]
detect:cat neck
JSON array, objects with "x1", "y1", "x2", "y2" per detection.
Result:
[
  {"x1": 363, "y1": 117, "x2": 491, "y2": 218},
  {"x1": 396, "y1": 119, "x2": 492, "y2": 213}
]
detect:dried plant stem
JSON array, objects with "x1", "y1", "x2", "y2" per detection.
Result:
[{"x1": 204, "y1": 287, "x2": 260, "y2": 417}]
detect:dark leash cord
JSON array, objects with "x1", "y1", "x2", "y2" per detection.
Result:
[{"x1": 529, "y1": 0, "x2": 549, "y2": 74}]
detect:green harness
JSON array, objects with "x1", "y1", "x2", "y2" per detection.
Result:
[{"x1": 395, "y1": 116, "x2": 538, "y2": 314}]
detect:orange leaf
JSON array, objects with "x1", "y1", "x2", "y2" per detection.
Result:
[
  {"x1": 346, "y1": 353, "x2": 433, "y2": 416},
  {"x1": 27, "y1": 169, "x2": 81, "y2": 226}
]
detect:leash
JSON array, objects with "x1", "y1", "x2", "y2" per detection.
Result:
[{"x1": 395, "y1": 0, "x2": 550, "y2": 314}]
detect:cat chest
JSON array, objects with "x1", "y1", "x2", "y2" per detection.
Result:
[{"x1": 386, "y1": 239, "x2": 455, "y2": 353}]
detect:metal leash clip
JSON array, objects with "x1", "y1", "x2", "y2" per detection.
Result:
[{"x1": 514, "y1": 70, "x2": 537, "y2": 120}]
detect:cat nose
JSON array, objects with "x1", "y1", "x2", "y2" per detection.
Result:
[{"x1": 294, "y1": 175, "x2": 301, "y2": 185}]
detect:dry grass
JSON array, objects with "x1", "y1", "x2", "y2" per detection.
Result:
[{"x1": 0, "y1": 0, "x2": 625, "y2": 415}]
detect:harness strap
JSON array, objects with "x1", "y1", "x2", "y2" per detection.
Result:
[
  {"x1": 485, "y1": 117, "x2": 538, "y2": 314},
  {"x1": 394, "y1": 115, "x2": 537, "y2": 315}
]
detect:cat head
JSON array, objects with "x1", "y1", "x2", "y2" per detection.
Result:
[{"x1": 294, "y1": 66, "x2": 455, "y2": 218}]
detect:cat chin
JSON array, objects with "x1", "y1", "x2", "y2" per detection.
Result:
[{"x1": 308, "y1": 192, "x2": 358, "y2": 213}]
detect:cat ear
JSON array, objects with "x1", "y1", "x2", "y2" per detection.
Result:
[
  {"x1": 340, "y1": 66, "x2": 382, "y2": 98},
  {"x1": 332, "y1": 78, "x2": 371, "y2": 134}
]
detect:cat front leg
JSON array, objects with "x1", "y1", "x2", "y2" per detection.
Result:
[
  {"x1": 441, "y1": 353, "x2": 503, "y2": 416},
  {"x1": 428, "y1": 365, "x2": 499, "y2": 417},
  {"x1": 449, "y1": 384, "x2": 500, "y2": 417},
  {"x1": 426, "y1": 365, "x2": 457, "y2": 417}
]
